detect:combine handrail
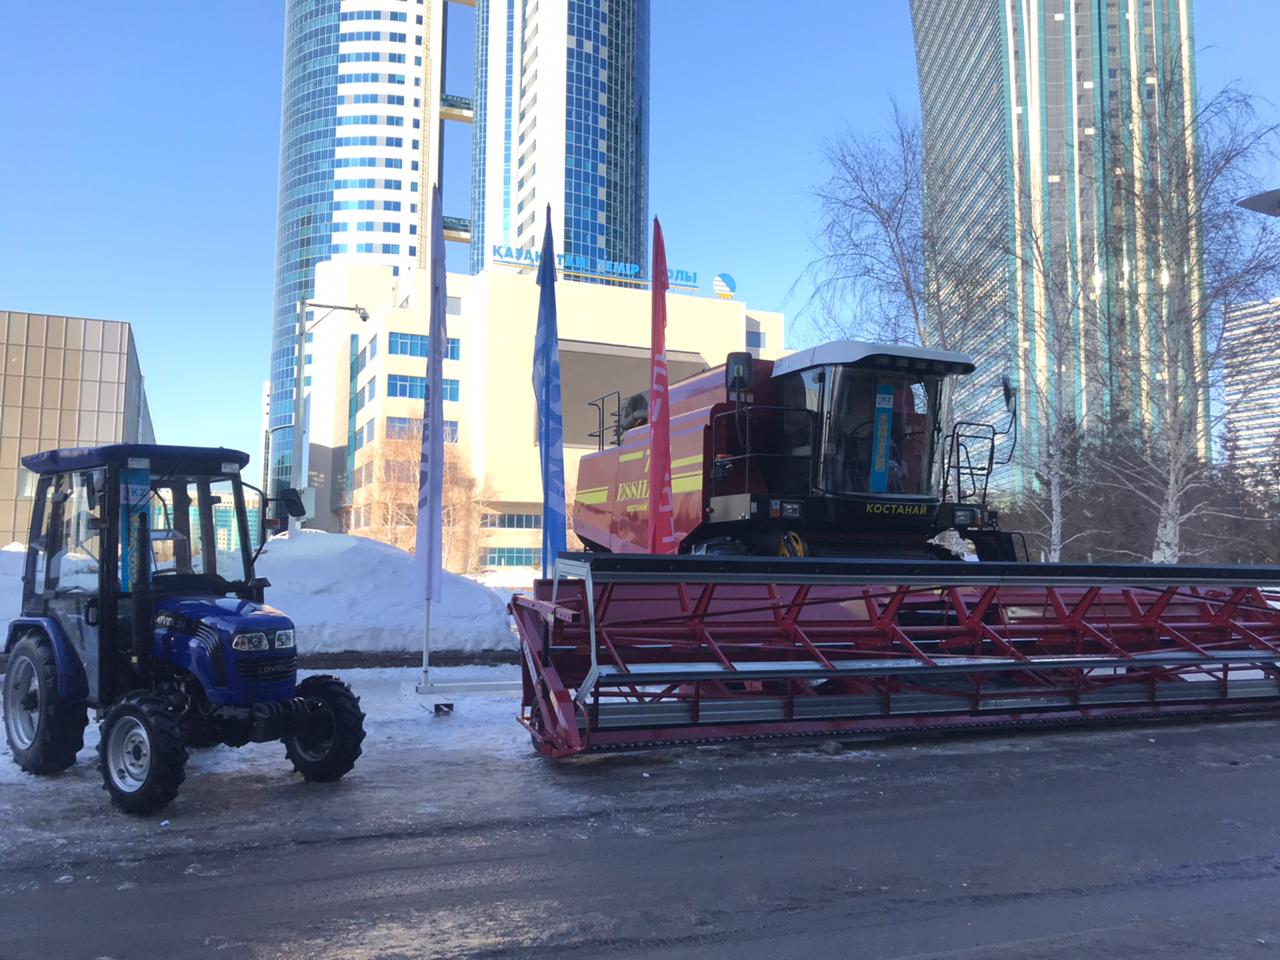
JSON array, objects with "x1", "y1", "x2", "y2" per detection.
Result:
[{"x1": 587, "y1": 391, "x2": 622, "y2": 452}]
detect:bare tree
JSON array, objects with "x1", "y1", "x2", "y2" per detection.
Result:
[
  {"x1": 348, "y1": 429, "x2": 488, "y2": 572},
  {"x1": 1004, "y1": 211, "x2": 1100, "y2": 560},
  {"x1": 1083, "y1": 78, "x2": 1280, "y2": 562},
  {"x1": 801, "y1": 99, "x2": 1004, "y2": 354}
]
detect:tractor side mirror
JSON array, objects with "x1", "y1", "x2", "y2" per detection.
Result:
[
  {"x1": 279, "y1": 488, "x2": 307, "y2": 518},
  {"x1": 725, "y1": 352, "x2": 752, "y2": 400},
  {"x1": 1001, "y1": 375, "x2": 1018, "y2": 413}
]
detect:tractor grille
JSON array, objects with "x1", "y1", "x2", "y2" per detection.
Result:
[
  {"x1": 234, "y1": 655, "x2": 297, "y2": 683},
  {"x1": 195, "y1": 625, "x2": 228, "y2": 687}
]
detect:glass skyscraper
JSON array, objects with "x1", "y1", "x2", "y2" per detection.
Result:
[
  {"x1": 470, "y1": 0, "x2": 650, "y2": 278},
  {"x1": 910, "y1": 0, "x2": 1205, "y2": 466},
  {"x1": 271, "y1": 0, "x2": 648, "y2": 500},
  {"x1": 270, "y1": 0, "x2": 440, "y2": 499}
]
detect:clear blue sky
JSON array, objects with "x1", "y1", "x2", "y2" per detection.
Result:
[{"x1": 0, "y1": 2, "x2": 1275, "y2": 480}]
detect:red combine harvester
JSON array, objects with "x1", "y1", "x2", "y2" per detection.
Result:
[{"x1": 510, "y1": 341, "x2": 1280, "y2": 758}]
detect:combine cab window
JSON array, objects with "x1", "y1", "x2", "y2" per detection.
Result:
[{"x1": 821, "y1": 366, "x2": 945, "y2": 497}]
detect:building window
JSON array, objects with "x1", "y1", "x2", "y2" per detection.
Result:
[
  {"x1": 384, "y1": 460, "x2": 415, "y2": 483},
  {"x1": 746, "y1": 330, "x2": 766, "y2": 349},
  {"x1": 480, "y1": 512, "x2": 542, "y2": 529},
  {"x1": 386, "y1": 375, "x2": 459, "y2": 401},
  {"x1": 385, "y1": 416, "x2": 457, "y2": 442},
  {"x1": 446, "y1": 296, "x2": 461, "y2": 315},
  {"x1": 480, "y1": 547, "x2": 541, "y2": 568},
  {"x1": 388, "y1": 333, "x2": 460, "y2": 359},
  {"x1": 387, "y1": 415, "x2": 417, "y2": 439}
]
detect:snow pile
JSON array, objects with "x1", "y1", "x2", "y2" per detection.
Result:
[
  {"x1": 256, "y1": 531, "x2": 514, "y2": 654},
  {"x1": 0, "y1": 543, "x2": 26, "y2": 633}
]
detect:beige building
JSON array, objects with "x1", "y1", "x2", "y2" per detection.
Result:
[
  {"x1": 0, "y1": 310, "x2": 155, "y2": 544},
  {"x1": 300, "y1": 261, "x2": 785, "y2": 571}
]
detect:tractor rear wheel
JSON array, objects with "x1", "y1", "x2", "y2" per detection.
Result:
[
  {"x1": 98, "y1": 693, "x2": 188, "y2": 815},
  {"x1": 284, "y1": 675, "x2": 365, "y2": 782},
  {"x1": 3, "y1": 634, "x2": 87, "y2": 774}
]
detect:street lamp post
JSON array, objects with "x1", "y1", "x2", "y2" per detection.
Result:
[{"x1": 289, "y1": 298, "x2": 369, "y2": 530}]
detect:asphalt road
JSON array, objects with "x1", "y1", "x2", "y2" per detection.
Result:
[{"x1": 4, "y1": 710, "x2": 1280, "y2": 959}]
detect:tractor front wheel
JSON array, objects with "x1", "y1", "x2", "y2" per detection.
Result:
[
  {"x1": 98, "y1": 693, "x2": 188, "y2": 815},
  {"x1": 284, "y1": 675, "x2": 365, "y2": 782},
  {"x1": 3, "y1": 634, "x2": 87, "y2": 774}
]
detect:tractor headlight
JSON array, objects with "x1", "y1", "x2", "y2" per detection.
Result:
[
  {"x1": 232, "y1": 632, "x2": 269, "y2": 652},
  {"x1": 273, "y1": 629, "x2": 295, "y2": 650}
]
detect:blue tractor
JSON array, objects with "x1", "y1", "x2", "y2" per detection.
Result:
[{"x1": 1, "y1": 444, "x2": 366, "y2": 814}]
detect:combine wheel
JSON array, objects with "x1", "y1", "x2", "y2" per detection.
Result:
[
  {"x1": 99, "y1": 693, "x2": 188, "y2": 815},
  {"x1": 3, "y1": 634, "x2": 87, "y2": 774},
  {"x1": 284, "y1": 675, "x2": 366, "y2": 782},
  {"x1": 778, "y1": 531, "x2": 807, "y2": 557}
]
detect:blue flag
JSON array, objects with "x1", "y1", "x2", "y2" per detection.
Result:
[
  {"x1": 414, "y1": 184, "x2": 447, "y2": 603},
  {"x1": 532, "y1": 206, "x2": 567, "y2": 578}
]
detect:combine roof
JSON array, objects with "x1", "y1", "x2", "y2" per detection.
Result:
[
  {"x1": 771, "y1": 340, "x2": 976, "y2": 378},
  {"x1": 22, "y1": 444, "x2": 251, "y2": 475}
]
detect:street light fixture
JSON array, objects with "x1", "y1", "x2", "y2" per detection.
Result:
[
  {"x1": 1237, "y1": 189, "x2": 1280, "y2": 217},
  {"x1": 288, "y1": 298, "x2": 369, "y2": 528}
]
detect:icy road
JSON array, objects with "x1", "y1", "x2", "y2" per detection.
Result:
[{"x1": 3, "y1": 666, "x2": 1280, "y2": 959}]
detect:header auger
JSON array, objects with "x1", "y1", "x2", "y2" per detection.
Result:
[{"x1": 513, "y1": 340, "x2": 1280, "y2": 757}]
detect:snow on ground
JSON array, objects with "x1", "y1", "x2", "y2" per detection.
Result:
[
  {"x1": 0, "y1": 666, "x2": 528, "y2": 794},
  {"x1": 256, "y1": 531, "x2": 516, "y2": 654},
  {"x1": 0, "y1": 666, "x2": 537, "y2": 868}
]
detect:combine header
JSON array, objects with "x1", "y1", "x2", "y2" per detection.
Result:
[
  {"x1": 513, "y1": 556, "x2": 1280, "y2": 756},
  {"x1": 513, "y1": 340, "x2": 1280, "y2": 756}
]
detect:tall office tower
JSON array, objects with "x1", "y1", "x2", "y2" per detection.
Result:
[
  {"x1": 1223, "y1": 300, "x2": 1280, "y2": 468},
  {"x1": 910, "y1": 1, "x2": 1205, "y2": 466},
  {"x1": 470, "y1": 0, "x2": 650, "y2": 276},
  {"x1": 268, "y1": 0, "x2": 451, "y2": 500}
]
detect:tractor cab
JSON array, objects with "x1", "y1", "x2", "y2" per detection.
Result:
[{"x1": 18, "y1": 445, "x2": 283, "y2": 706}]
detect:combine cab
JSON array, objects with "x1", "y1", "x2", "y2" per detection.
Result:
[
  {"x1": 573, "y1": 341, "x2": 1018, "y2": 561},
  {"x1": 512, "y1": 340, "x2": 1280, "y2": 758}
]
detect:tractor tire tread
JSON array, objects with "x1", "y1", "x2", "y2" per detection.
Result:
[
  {"x1": 98, "y1": 693, "x2": 188, "y2": 815},
  {"x1": 285, "y1": 675, "x2": 366, "y2": 782},
  {"x1": 4, "y1": 634, "x2": 87, "y2": 775}
]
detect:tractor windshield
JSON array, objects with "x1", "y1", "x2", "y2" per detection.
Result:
[
  {"x1": 820, "y1": 364, "x2": 948, "y2": 497},
  {"x1": 145, "y1": 474, "x2": 251, "y2": 586}
]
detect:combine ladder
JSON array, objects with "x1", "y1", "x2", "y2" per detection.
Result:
[{"x1": 510, "y1": 555, "x2": 1280, "y2": 758}]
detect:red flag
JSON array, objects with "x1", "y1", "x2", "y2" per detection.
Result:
[{"x1": 647, "y1": 218, "x2": 677, "y2": 554}]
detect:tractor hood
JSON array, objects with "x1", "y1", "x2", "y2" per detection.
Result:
[{"x1": 155, "y1": 595, "x2": 294, "y2": 634}]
